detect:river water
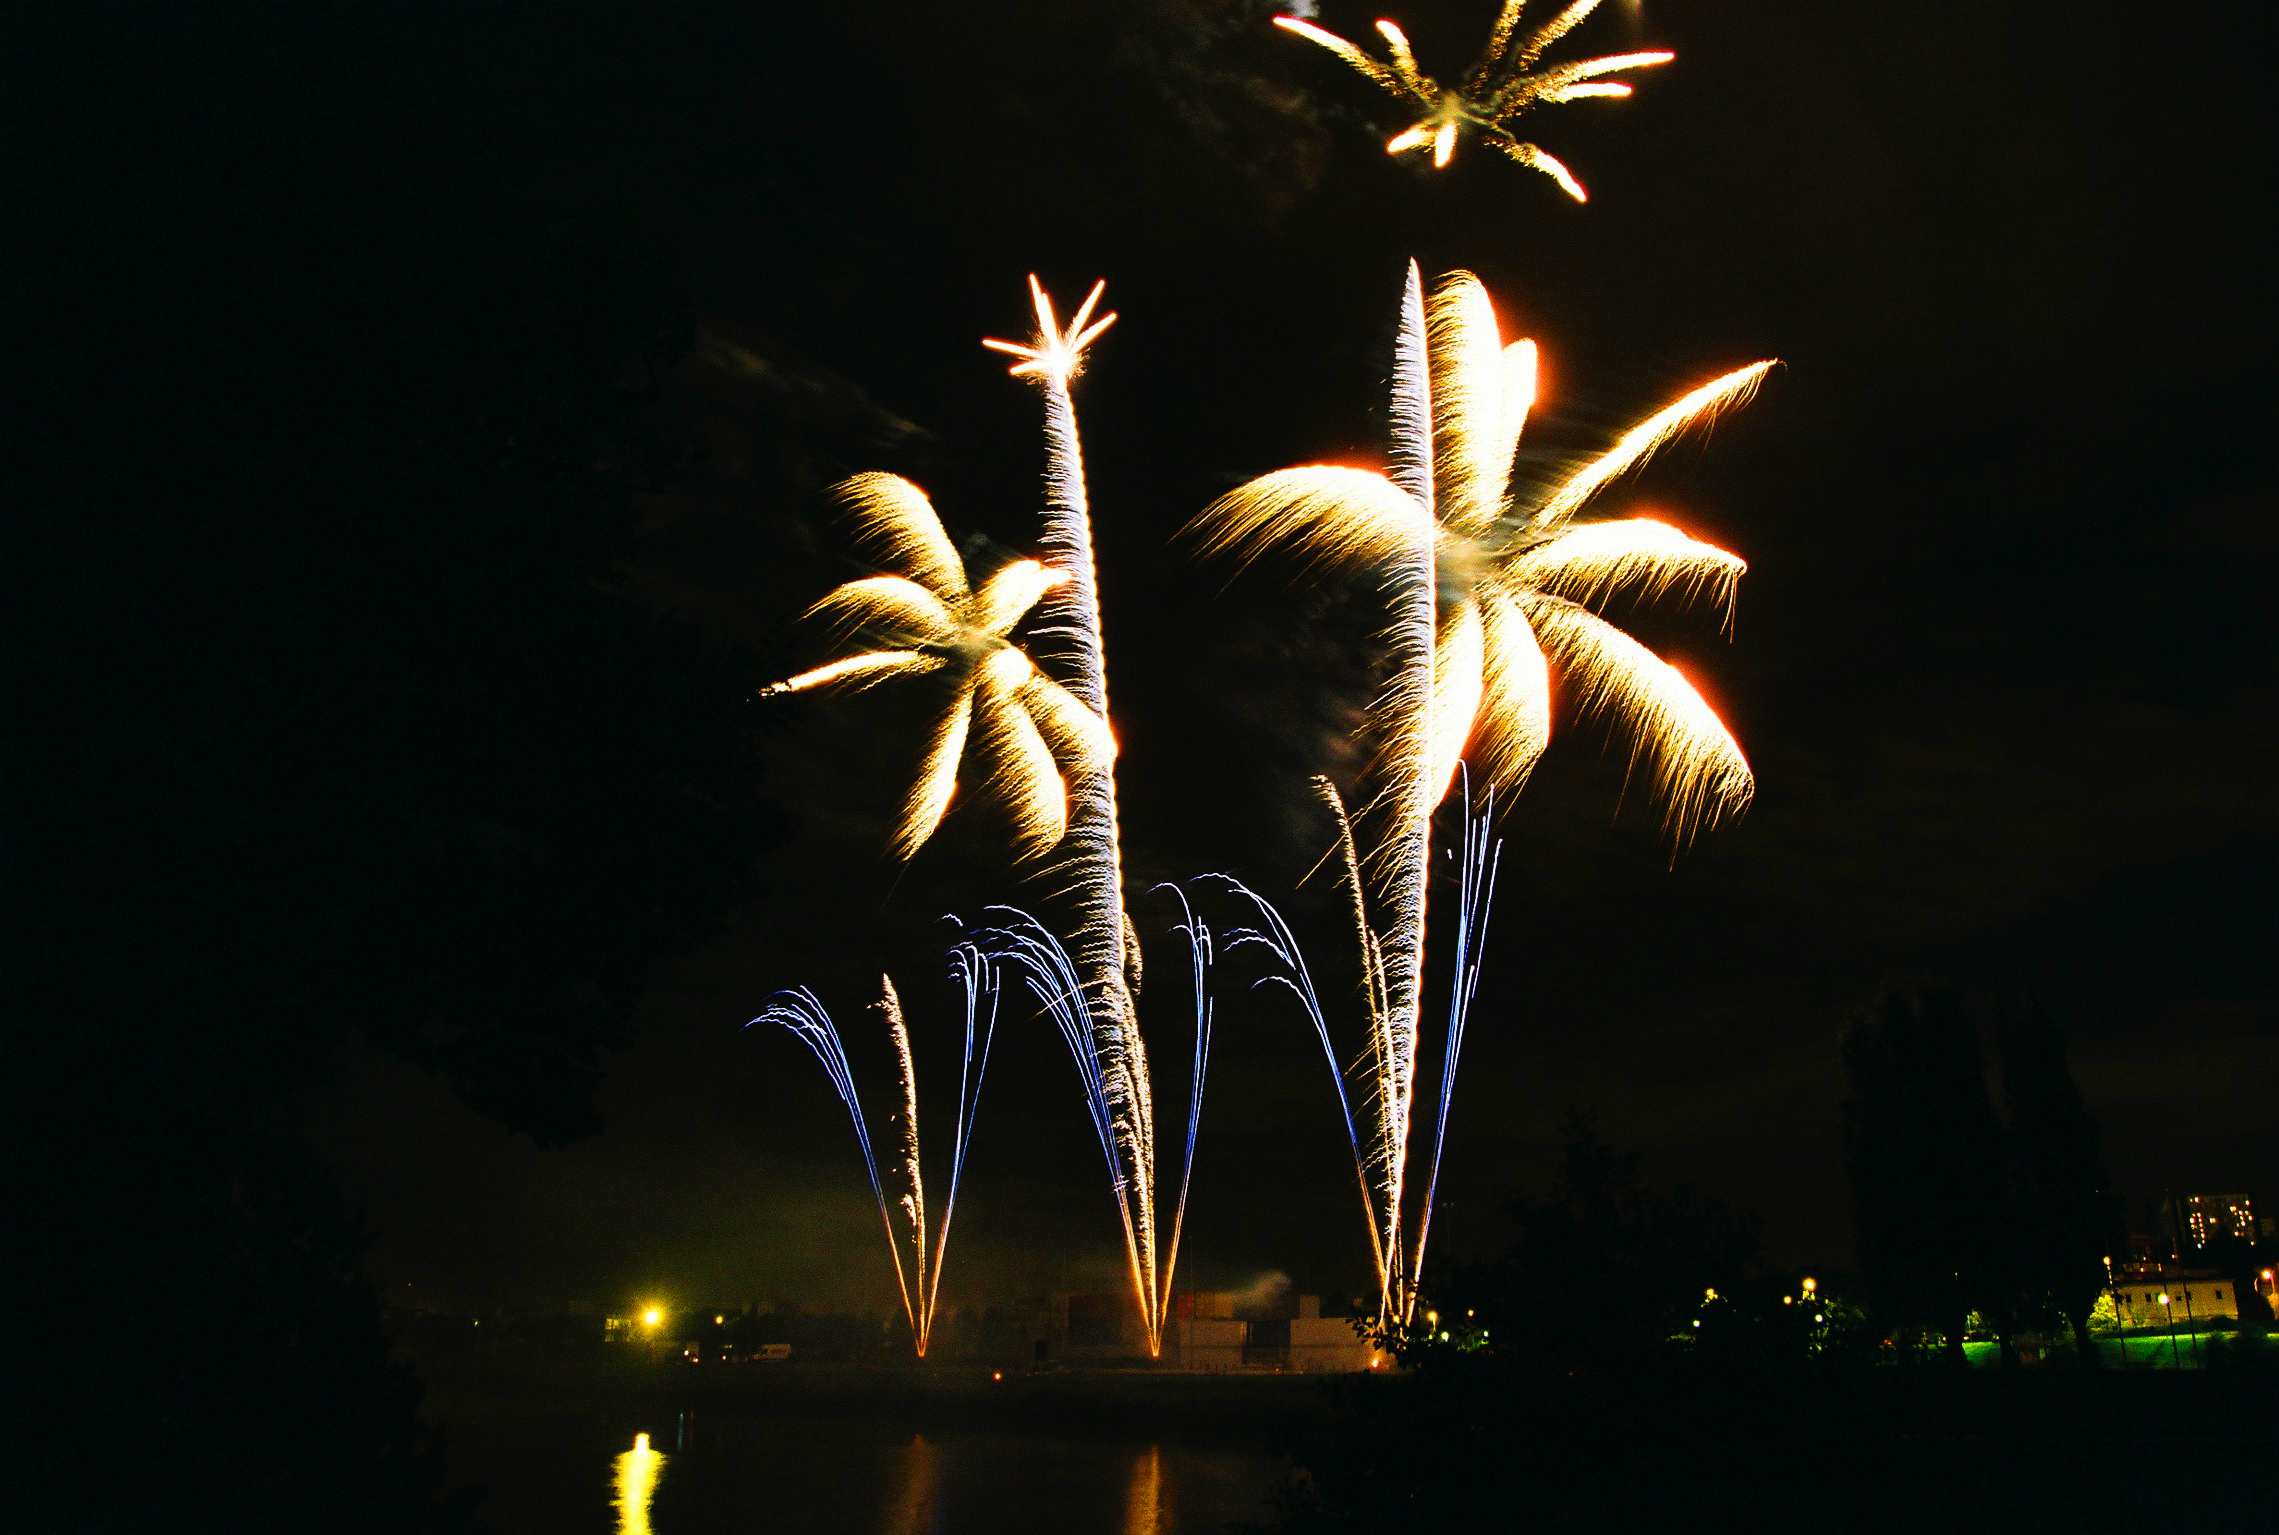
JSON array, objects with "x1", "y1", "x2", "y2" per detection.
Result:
[{"x1": 449, "y1": 1404, "x2": 1290, "y2": 1534}]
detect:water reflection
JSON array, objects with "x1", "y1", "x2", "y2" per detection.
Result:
[
  {"x1": 613, "y1": 1431, "x2": 666, "y2": 1535},
  {"x1": 1123, "y1": 1445, "x2": 1164, "y2": 1535},
  {"x1": 880, "y1": 1433, "x2": 938, "y2": 1535},
  {"x1": 557, "y1": 1416, "x2": 1266, "y2": 1535}
]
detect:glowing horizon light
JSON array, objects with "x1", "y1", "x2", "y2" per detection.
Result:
[{"x1": 1273, "y1": 1, "x2": 1673, "y2": 196}]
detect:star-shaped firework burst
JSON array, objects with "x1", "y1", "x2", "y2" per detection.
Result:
[{"x1": 1276, "y1": 0, "x2": 1671, "y2": 197}]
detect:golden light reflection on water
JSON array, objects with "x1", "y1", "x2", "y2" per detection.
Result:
[
  {"x1": 1123, "y1": 1445, "x2": 1164, "y2": 1535},
  {"x1": 613, "y1": 1432, "x2": 665, "y2": 1535},
  {"x1": 880, "y1": 1433, "x2": 937, "y2": 1535}
]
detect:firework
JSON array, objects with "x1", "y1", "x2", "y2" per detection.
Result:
[
  {"x1": 1188, "y1": 264, "x2": 1766, "y2": 1318},
  {"x1": 763, "y1": 472, "x2": 1111, "y2": 861},
  {"x1": 1211, "y1": 772, "x2": 1499, "y2": 1323},
  {"x1": 1196, "y1": 266, "x2": 1764, "y2": 837},
  {"x1": 984, "y1": 279, "x2": 1174, "y2": 1352},
  {"x1": 976, "y1": 893, "x2": 1215, "y2": 1354},
  {"x1": 1275, "y1": 0, "x2": 1672, "y2": 196},
  {"x1": 751, "y1": 946, "x2": 1001, "y2": 1356}
]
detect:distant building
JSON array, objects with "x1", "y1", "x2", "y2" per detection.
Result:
[
  {"x1": 2109, "y1": 1273, "x2": 2240, "y2": 1329},
  {"x1": 2158, "y1": 1192, "x2": 2256, "y2": 1253},
  {"x1": 1024, "y1": 1289, "x2": 1389, "y2": 1371},
  {"x1": 1161, "y1": 1291, "x2": 1388, "y2": 1374}
]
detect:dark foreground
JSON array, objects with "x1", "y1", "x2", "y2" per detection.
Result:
[{"x1": 415, "y1": 1352, "x2": 2279, "y2": 1534}]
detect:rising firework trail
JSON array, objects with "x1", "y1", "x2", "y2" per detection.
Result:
[
  {"x1": 762, "y1": 473, "x2": 1111, "y2": 861},
  {"x1": 1275, "y1": 0, "x2": 1671, "y2": 196},
  {"x1": 1188, "y1": 264, "x2": 1767, "y2": 1320},
  {"x1": 750, "y1": 944, "x2": 1002, "y2": 1356},
  {"x1": 983, "y1": 279, "x2": 1177, "y2": 1353},
  {"x1": 974, "y1": 892, "x2": 1215, "y2": 1352},
  {"x1": 1210, "y1": 771, "x2": 1500, "y2": 1323}
]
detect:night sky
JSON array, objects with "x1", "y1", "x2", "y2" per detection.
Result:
[{"x1": 73, "y1": 0, "x2": 2274, "y2": 1317}]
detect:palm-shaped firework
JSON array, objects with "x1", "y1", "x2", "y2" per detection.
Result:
[
  {"x1": 1191, "y1": 263, "x2": 1770, "y2": 1321},
  {"x1": 1276, "y1": 0, "x2": 1671, "y2": 197},
  {"x1": 982, "y1": 279, "x2": 1183, "y2": 1355},
  {"x1": 764, "y1": 471, "x2": 1111, "y2": 860}
]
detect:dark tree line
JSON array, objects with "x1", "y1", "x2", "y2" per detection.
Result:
[
  {"x1": 1440, "y1": 1117, "x2": 1758, "y2": 1374},
  {"x1": 4, "y1": 6, "x2": 771, "y2": 1528},
  {"x1": 1841, "y1": 990, "x2": 2123, "y2": 1363}
]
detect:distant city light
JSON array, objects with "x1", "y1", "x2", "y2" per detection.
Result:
[
  {"x1": 992, "y1": 1371, "x2": 1003, "y2": 1382},
  {"x1": 714, "y1": 1315, "x2": 724, "y2": 1325},
  {"x1": 1801, "y1": 1277, "x2": 1817, "y2": 1294}
]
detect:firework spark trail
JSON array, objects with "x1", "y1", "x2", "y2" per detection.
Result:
[
  {"x1": 976, "y1": 907, "x2": 1153, "y2": 1334},
  {"x1": 749, "y1": 986, "x2": 919, "y2": 1345},
  {"x1": 1402, "y1": 770, "x2": 1503, "y2": 1323},
  {"x1": 984, "y1": 280, "x2": 1169, "y2": 1349},
  {"x1": 1368, "y1": 261, "x2": 1439, "y2": 1310},
  {"x1": 1274, "y1": 0, "x2": 1672, "y2": 194},
  {"x1": 880, "y1": 978, "x2": 928, "y2": 1352},
  {"x1": 753, "y1": 956, "x2": 1003, "y2": 1357},
  {"x1": 761, "y1": 474, "x2": 1109, "y2": 862},
  {"x1": 976, "y1": 897, "x2": 1216, "y2": 1350},
  {"x1": 1208, "y1": 872, "x2": 1389, "y2": 1305},
  {"x1": 923, "y1": 939, "x2": 1000, "y2": 1329},
  {"x1": 1195, "y1": 267, "x2": 1764, "y2": 837},
  {"x1": 1150, "y1": 885, "x2": 1217, "y2": 1331},
  {"x1": 1187, "y1": 265, "x2": 1767, "y2": 1317}
]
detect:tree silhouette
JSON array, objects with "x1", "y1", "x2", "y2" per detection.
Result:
[
  {"x1": 1840, "y1": 989, "x2": 2009, "y2": 1363},
  {"x1": 1456, "y1": 1116, "x2": 1755, "y2": 1374},
  {"x1": 1998, "y1": 1002, "x2": 2124, "y2": 1361}
]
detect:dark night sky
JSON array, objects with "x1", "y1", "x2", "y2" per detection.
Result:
[{"x1": 296, "y1": 0, "x2": 2279, "y2": 1317}]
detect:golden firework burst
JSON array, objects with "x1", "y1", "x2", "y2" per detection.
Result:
[
  {"x1": 764, "y1": 472, "x2": 1111, "y2": 861},
  {"x1": 1276, "y1": 0, "x2": 1671, "y2": 197}
]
